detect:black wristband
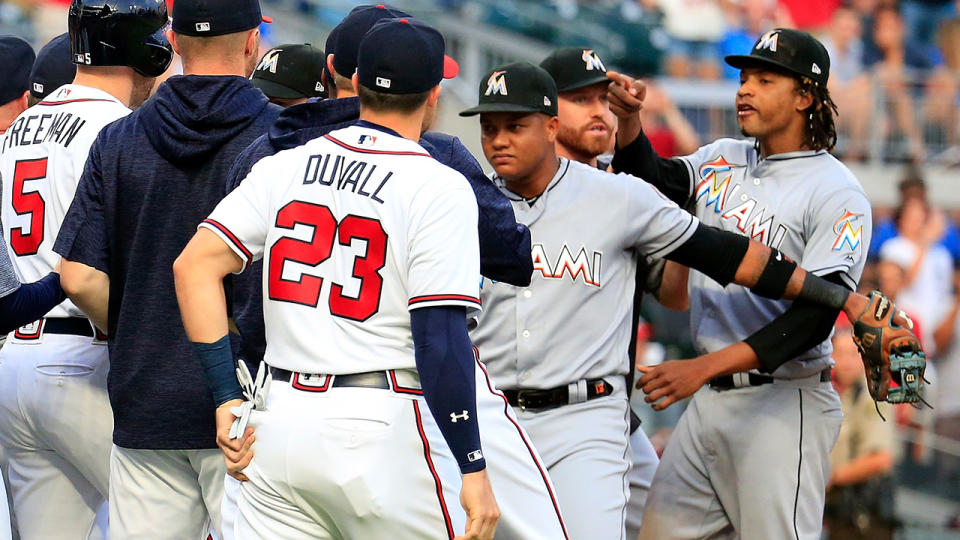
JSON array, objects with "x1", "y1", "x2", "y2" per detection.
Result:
[
  {"x1": 798, "y1": 273, "x2": 850, "y2": 311},
  {"x1": 750, "y1": 250, "x2": 797, "y2": 299}
]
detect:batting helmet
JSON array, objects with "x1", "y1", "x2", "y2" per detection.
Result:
[{"x1": 69, "y1": 0, "x2": 173, "y2": 77}]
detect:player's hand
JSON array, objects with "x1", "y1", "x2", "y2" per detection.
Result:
[
  {"x1": 456, "y1": 469, "x2": 499, "y2": 540},
  {"x1": 637, "y1": 359, "x2": 710, "y2": 410},
  {"x1": 606, "y1": 71, "x2": 645, "y2": 119},
  {"x1": 215, "y1": 399, "x2": 255, "y2": 482}
]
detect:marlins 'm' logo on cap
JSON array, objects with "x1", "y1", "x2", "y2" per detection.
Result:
[
  {"x1": 755, "y1": 30, "x2": 780, "y2": 52},
  {"x1": 582, "y1": 49, "x2": 605, "y2": 72},
  {"x1": 256, "y1": 48, "x2": 282, "y2": 73},
  {"x1": 485, "y1": 70, "x2": 507, "y2": 96}
]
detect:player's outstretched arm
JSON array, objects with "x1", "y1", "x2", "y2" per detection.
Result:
[
  {"x1": 174, "y1": 228, "x2": 253, "y2": 477},
  {"x1": 0, "y1": 273, "x2": 67, "y2": 334},
  {"x1": 61, "y1": 260, "x2": 109, "y2": 331}
]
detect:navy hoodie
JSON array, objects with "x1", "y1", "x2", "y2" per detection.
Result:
[
  {"x1": 55, "y1": 76, "x2": 281, "y2": 449},
  {"x1": 224, "y1": 97, "x2": 532, "y2": 365}
]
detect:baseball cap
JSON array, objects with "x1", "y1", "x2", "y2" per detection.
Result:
[
  {"x1": 172, "y1": 0, "x2": 272, "y2": 37},
  {"x1": 331, "y1": 4, "x2": 411, "y2": 78},
  {"x1": 251, "y1": 44, "x2": 327, "y2": 99},
  {"x1": 540, "y1": 47, "x2": 609, "y2": 92},
  {"x1": 30, "y1": 33, "x2": 76, "y2": 100},
  {"x1": 357, "y1": 18, "x2": 455, "y2": 94},
  {"x1": 322, "y1": 25, "x2": 340, "y2": 90},
  {"x1": 460, "y1": 62, "x2": 558, "y2": 117},
  {"x1": 0, "y1": 35, "x2": 35, "y2": 106},
  {"x1": 725, "y1": 28, "x2": 830, "y2": 86}
]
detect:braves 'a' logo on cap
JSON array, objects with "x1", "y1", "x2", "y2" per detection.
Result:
[
  {"x1": 485, "y1": 70, "x2": 507, "y2": 96},
  {"x1": 582, "y1": 49, "x2": 605, "y2": 72},
  {"x1": 256, "y1": 49, "x2": 282, "y2": 74},
  {"x1": 755, "y1": 30, "x2": 780, "y2": 52}
]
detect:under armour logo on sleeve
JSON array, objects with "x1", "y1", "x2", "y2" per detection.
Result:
[{"x1": 450, "y1": 411, "x2": 470, "y2": 423}]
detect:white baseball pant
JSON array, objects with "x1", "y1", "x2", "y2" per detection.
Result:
[
  {"x1": 108, "y1": 445, "x2": 224, "y2": 540},
  {"x1": 640, "y1": 379, "x2": 843, "y2": 540},
  {"x1": 0, "y1": 331, "x2": 112, "y2": 540},
  {"x1": 625, "y1": 424, "x2": 658, "y2": 540}
]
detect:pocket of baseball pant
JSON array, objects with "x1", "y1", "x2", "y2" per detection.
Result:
[{"x1": 35, "y1": 363, "x2": 95, "y2": 377}]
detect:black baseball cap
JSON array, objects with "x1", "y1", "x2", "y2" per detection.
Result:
[
  {"x1": 323, "y1": 25, "x2": 340, "y2": 89},
  {"x1": 30, "y1": 33, "x2": 76, "y2": 100},
  {"x1": 540, "y1": 47, "x2": 609, "y2": 92},
  {"x1": 331, "y1": 4, "x2": 411, "y2": 78},
  {"x1": 357, "y1": 18, "x2": 456, "y2": 94},
  {"x1": 0, "y1": 35, "x2": 35, "y2": 105},
  {"x1": 460, "y1": 62, "x2": 558, "y2": 117},
  {"x1": 172, "y1": 0, "x2": 272, "y2": 37},
  {"x1": 251, "y1": 44, "x2": 327, "y2": 99},
  {"x1": 725, "y1": 28, "x2": 830, "y2": 86}
]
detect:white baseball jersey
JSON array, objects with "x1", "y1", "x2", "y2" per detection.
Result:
[
  {"x1": 678, "y1": 139, "x2": 871, "y2": 377},
  {"x1": 0, "y1": 84, "x2": 130, "y2": 318},
  {"x1": 470, "y1": 158, "x2": 698, "y2": 389},
  {"x1": 202, "y1": 124, "x2": 481, "y2": 374}
]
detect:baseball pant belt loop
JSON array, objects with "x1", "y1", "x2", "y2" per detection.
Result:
[
  {"x1": 13, "y1": 317, "x2": 100, "y2": 340},
  {"x1": 267, "y1": 366, "x2": 422, "y2": 393},
  {"x1": 503, "y1": 378, "x2": 614, "y2": 411},
  {"x1": 708, "y1": 368, "x2": 832, "y2": 391}
]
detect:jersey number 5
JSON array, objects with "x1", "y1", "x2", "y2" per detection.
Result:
[
  {"x1": 10, "y1": 158, "x2": 48, "y2": 256},
  {"x1": 268, "y1": 201, "x2": 387, "y2": 321}
]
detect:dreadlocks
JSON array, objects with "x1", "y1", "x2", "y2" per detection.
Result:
[{"x1": 796, "y1": 76, "x2": 839, "y2": 152}]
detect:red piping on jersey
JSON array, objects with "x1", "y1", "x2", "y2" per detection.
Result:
[
  {"x1": 36, "y1": 98, "x2": 115, "y2": 106},
  {"x1": 474, "y1": 349, "x2": 570, "y2": 538},
  {"x1": 409, "y1": 294, "x2": 481, "y2": 307},
  {"x1": 413, "y1": 400, "x2": 455, "y2": 540},
  {"x1": 323, "y1": 134, "x2": 431, "y2": 157},
  {"x1": 202, "y1": 219, "x2": 252, "y2": 267}
]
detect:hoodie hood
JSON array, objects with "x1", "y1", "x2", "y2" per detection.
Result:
[
  {"x1": 268, "y1": 96, "x2": 360, "y2": 151},
  {"x1": 141, "y1": 75, "x2": 271, "y2": 163}
]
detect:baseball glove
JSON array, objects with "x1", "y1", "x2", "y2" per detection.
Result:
[{"x1": 851, "y1": 291, "x2": 928, "y2": 412}]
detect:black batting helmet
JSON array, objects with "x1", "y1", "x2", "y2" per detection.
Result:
[{"x1": 69, "y1": 0, "x2": 173, "y2": 77}]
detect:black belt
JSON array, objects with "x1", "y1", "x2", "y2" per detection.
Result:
[
  {"x1": 709, "y1": 369, "x2": 831, "y2": 390},
  {"x1": 269, "y1": 367, "x2": 391, "y2": 390},
  {"x1": 33, "y1": 318, "x2": 94, "y2": 337},
  {"x1": 503, "y1": 378, "x2": 613, "y2": 411}
]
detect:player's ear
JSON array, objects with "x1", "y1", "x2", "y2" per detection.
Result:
[
  {"x1": 351, "y1": 73, "x2": 360, "y2": 95},
  {"x1": 427, "y1": 84, "x2": 442, "y2": 107},
  {"x1": 17, "y1": 90, "x2": 28, "y2": 114},
  {"x1": 545, "y1": 114, "x2": 559, "y2": 143},
  {"x1": 794, "y1": 83, "x2": 815, "y2": 112},
  {"x1": 166, "y1": 30, "x2": 181, "y2": 56},
  {"x1": 327, "y1": 54, "x2": 336, "y2": 80},
  {"x1": 245, "y1": 28, "x2": 260, "y2": 58}
]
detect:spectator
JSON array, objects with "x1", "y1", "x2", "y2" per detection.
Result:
[
  {"x1": 824, "y1": 326, "x2": 897, "y2": 540},
  {"x1": 821, "y1": 6, "x2": 873, "y2": 160},
  {"x1": 657, "y1": 0, "x2": 724, "y2": 79},
  {"x1": 719, "y1": 0, "x2": 781, "y2": 81},
  {"x1": 638, "y1": 83, "x2": 699, "y2": 156},
  {"x1": 879, "y1": 197, "x2": 954, "y2": 351},
  {"x1": 869, "y1": 172, "x2": 960, "y2": 264},
  {"x1": 865, "y1": 7, "x2": 940, "y2": 161},
  {"x1": 929, "y1": 16, "x2": 960, "y2": 164},
  {"x1": 901, "y1": 0, "x2": 957, "y2": 47}
]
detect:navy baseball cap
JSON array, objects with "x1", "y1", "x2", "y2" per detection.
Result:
[
  {"x1": 460, "y1": 62, "x2": 557, "y2": 117},
  {"x1": 30, "y1": 33, "x2": 76, "y2": 100},
  {"x1": 0, "y1": 35, "x2": 35, "y2": 105},
  {"x1": 323, "y1": 25, "x2": 340, "y2": 89},
  {"x1": 540, "y1": 47, "x2": 609, "y2": 92},
  {"x1": 251, "y1": 44, "x2": 327, "y2": 99},
  {"x1": 725, "y1": 28, "x2": 830, "y2": 86},
  {"x1": 330, "y1": 4, "x2": 411, "y2": 78},
  {"x1": 357, "y1": 18, "x2": 456, "y2": 94},
  {"x1": 172, "y1": 0, "x2": 272, "y2": 37}
]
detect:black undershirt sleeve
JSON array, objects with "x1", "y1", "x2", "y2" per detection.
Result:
[
  {"x1": 663, "y1": 224, "x2": 749, "y2": 288},
  {"x1": 744, "y1": 272, "x2": 850, "y2": 374},
  {"x1": 611, "y1": 128, "x2": 693, "y2": 207}
]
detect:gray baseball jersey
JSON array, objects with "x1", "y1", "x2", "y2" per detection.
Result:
[
  {"x1": 0, "y1": 225, "x2": 16, "y2": 299},
  {"x1": 677, "y1": 139, "x2": 871, "y2": 378},
  {"x1": 471, "y1": 157, "x2": 698, "y2": 390}
]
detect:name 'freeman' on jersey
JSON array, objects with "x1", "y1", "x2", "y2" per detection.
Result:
[
  {"x1": 2, "y1": 111, "x2": 88, "y2": 152},
  {"x1": 302, "y1": 151, "x2": 394, "y2": 204}
]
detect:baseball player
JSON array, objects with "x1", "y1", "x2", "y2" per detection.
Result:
[
  {"x1": 539, "y1": 46, "x2": 672, "y2": 539},
  {"x1": 175, "y1": 17, "x2": 500, "y2": 539},
  {"x1": 0, "y1": 36, "x2": 35, "y2": 134},
  {"x1": 460, "y1": 60, "x2": 897, "y2": 540},
  {"x1": 606, "y1": 29, "x2": 872, "y2": 539},
  {"x1": 28, "y1": 33, "x2": 76, "y2": 107},
  {"x1": 251, "y1": 43, "x2": 327, "y2": 106},
  {"x1": 217, "y1": 7, "x2": 566, "y2": 540},
  {"x1": 53, "y1": 1, "x2": 275, "y2": 537},
  {"x1": 0, "y1": 2, "x2": 171, "y2": 537}
]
